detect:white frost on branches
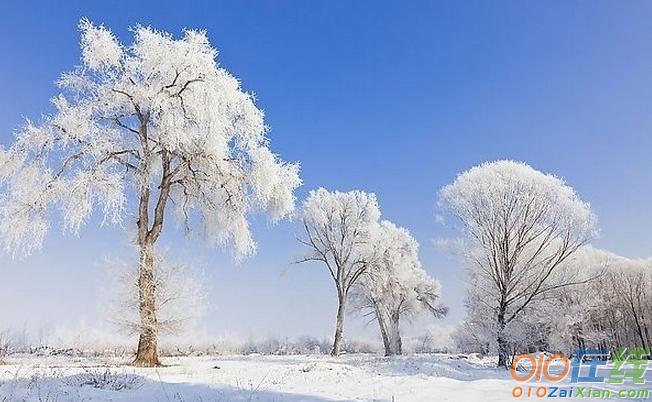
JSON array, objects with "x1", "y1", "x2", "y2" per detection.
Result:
[
  {"x1": 297, "y1": 188, "x2": 382, "y2": 355},
  {"x1": 297, "y1": 189, "x2": 446, "y2": 356},
  {"x1": 353, "y1": 221, "x2": 447, "y2": 355},
  {"x1": 439, "y1": 160, "x2": 597, "y2": 243},
  {"x1": 0, "y1": 18, "x2": 301, "y2": 258},
  {"x1": 79, "y1": 19, "x2": 123, "y2": 70}
]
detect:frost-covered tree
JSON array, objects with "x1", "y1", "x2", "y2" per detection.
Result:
[
  {"x1": 544, "y1": 246, "x2": 613, "y2": 354},
  {"x1": 549, "y1": 249, "x2": 651, "y2": 354},
  {"x1": 456, "y1": 245, "x2": 651, "y2": 358},
  {"x1": 353, "y1": 221, "x2": 447, "y2": 355},
  {"x1": 438, "y1": 160, "x2": 597, "y2": 368},
  {"x1": 296, "y1": 188, "x2": 381, "y2": 356},
  {"x1": 612, "y1": 261, "x2": 652, "y2": 350},
  {"x1": 0, "y1": 19, "x2": 300, "y2": 366}
]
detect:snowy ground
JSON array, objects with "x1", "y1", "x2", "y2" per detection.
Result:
[{"x1": 0, "y1": 354, "x2": 649, "y2": 401}]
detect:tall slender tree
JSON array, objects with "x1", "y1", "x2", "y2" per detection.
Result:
[
  {"x1": 0, "y1": 19, "x2": 300, "y2": 366},
  {"x1": 296, "y1": 188, "x2": 380, "y2": 356}
]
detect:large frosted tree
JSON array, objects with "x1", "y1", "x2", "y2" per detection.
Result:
[
  {"x1": 438, "y1": 160, "x2": 596, "y2": 368},
  {"x1": 0, "y1": 20, "x2": 301, "y2": 366},
  {"x1": 296, "y1": 188, "x2": 381, "y2": 356}
]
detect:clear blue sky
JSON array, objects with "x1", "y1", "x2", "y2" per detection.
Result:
[{"x1": 1, "y1": 1, "x2": 651, "y2": 342}]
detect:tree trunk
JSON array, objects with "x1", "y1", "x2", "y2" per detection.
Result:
[
  {"x1": 632, "y1": 310, "x2": 648, "y2": 351},
  {"x1": 388, "y1": 311, "x2": 402, "y2": 355},
  {"x1": 133, "y1": 242, "x2": 160, "y2": 367},
  {"x1": 643, "y1": 322, "x2": 651, "y2": 355},
  {"x1": 497, "y1": 334, "x2": 509, "y2": 368},
  {"x1": 372, "y1": 301, "x2": 392, "y2": 356},
  {"x1": 131, "y1": 115, "x2": 166, "y2": 367},
  {"x1": 331, "y1": 294, "x2": 346, "y2": 356},
  {"x1": 497, "y1": 301, "x2": 509, "y2": 369}
]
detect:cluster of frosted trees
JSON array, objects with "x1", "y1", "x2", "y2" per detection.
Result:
[
  {"x1": 440, "y1": 161, "x2": 651, "y2": 368},
  {"x1": 0, "y1": 20, "x2": 446, "y2": 365},
  {"x1": 296, "y1": 189, "x2": 447, "y2": 356},
  {"x1": 547, "y1": 249, "x2": 652, "y2": 355},
  {"x1": 455, "y1": 246, "x2": 652, "y2": 365}
]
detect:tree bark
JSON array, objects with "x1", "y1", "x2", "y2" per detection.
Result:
[
  {"x1": 388, "y1": 311, "x2": 402, "y2": 355},
  {"x1": 131, "y1": 137, "x2": 171, "y2": 366},
  {"x1": 331, "y1": 294, "x2": 347, "y2": 356},
  {"x1": 130, "y1": 113, "x2": 162, "y2": 367},
  {"x1": 133, "y1": 242, "x2": 160, "y2": 367},
  {"x1": 497, "y1": 300, "x2": 509, "y2": 369},
  {"x1": 132, "y1": 161, "x2": 167, "y2": 367},
  {"x1": 630, "y1": 300, "x2": 648, "y2": 351}
]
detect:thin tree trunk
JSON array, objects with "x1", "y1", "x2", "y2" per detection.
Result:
[
  {"x1": 372, "y1": 301, "x2": 392, "y2": 356},
  {"x1": 631, "y1": 303, "x2": 648, "y2": 351},
  {"x1": 643, "y1": 322, "x2": 651, "y2": 356},
  {"x1": 331, "y1": 294, "x2": 346, "y2": 356}
]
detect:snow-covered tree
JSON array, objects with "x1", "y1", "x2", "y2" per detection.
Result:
[
  {"x1": 456, "y1": 244, "x2": 651, "y2": 358},
  {"x1": 296, "y1": 188, "x2": 381, "y2": 356},
  {"x1": 544, "y1": 245, "x2": 613, "y2": 354},
  {"x1": 438, "y1": 160, "x2": 597, "y2": 368},
  {"x1": 550, "y1": 249, "x2": 651, "y2": 354},
  {"x1": 612, "y1": 261, "x2": 652, "y2": 350},
  {"x1": 0, "y1": 19, "x2": 301, "y2": 366},
  {"x1": 352, "y1": 221, "x2": 447, "y2": 355}
]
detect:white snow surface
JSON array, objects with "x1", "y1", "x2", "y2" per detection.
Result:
[{"x1": 0, "y1": 353, "x2": 648, "y2": 401}]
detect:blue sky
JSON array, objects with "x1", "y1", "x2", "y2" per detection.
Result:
[{"x1": 1, "y1": 1, "x2": 651, "y2": 341}]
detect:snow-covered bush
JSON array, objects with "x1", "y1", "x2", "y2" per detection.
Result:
[
  {"x1": 240, "y1": 336, "x2": 337, "y2": 355},
  {"x1": 414, "y1": 325, "x2": 456, "y2": 354},
  {"x1": 65, "y1": 368, "x2": 143, "y2": 391}
]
